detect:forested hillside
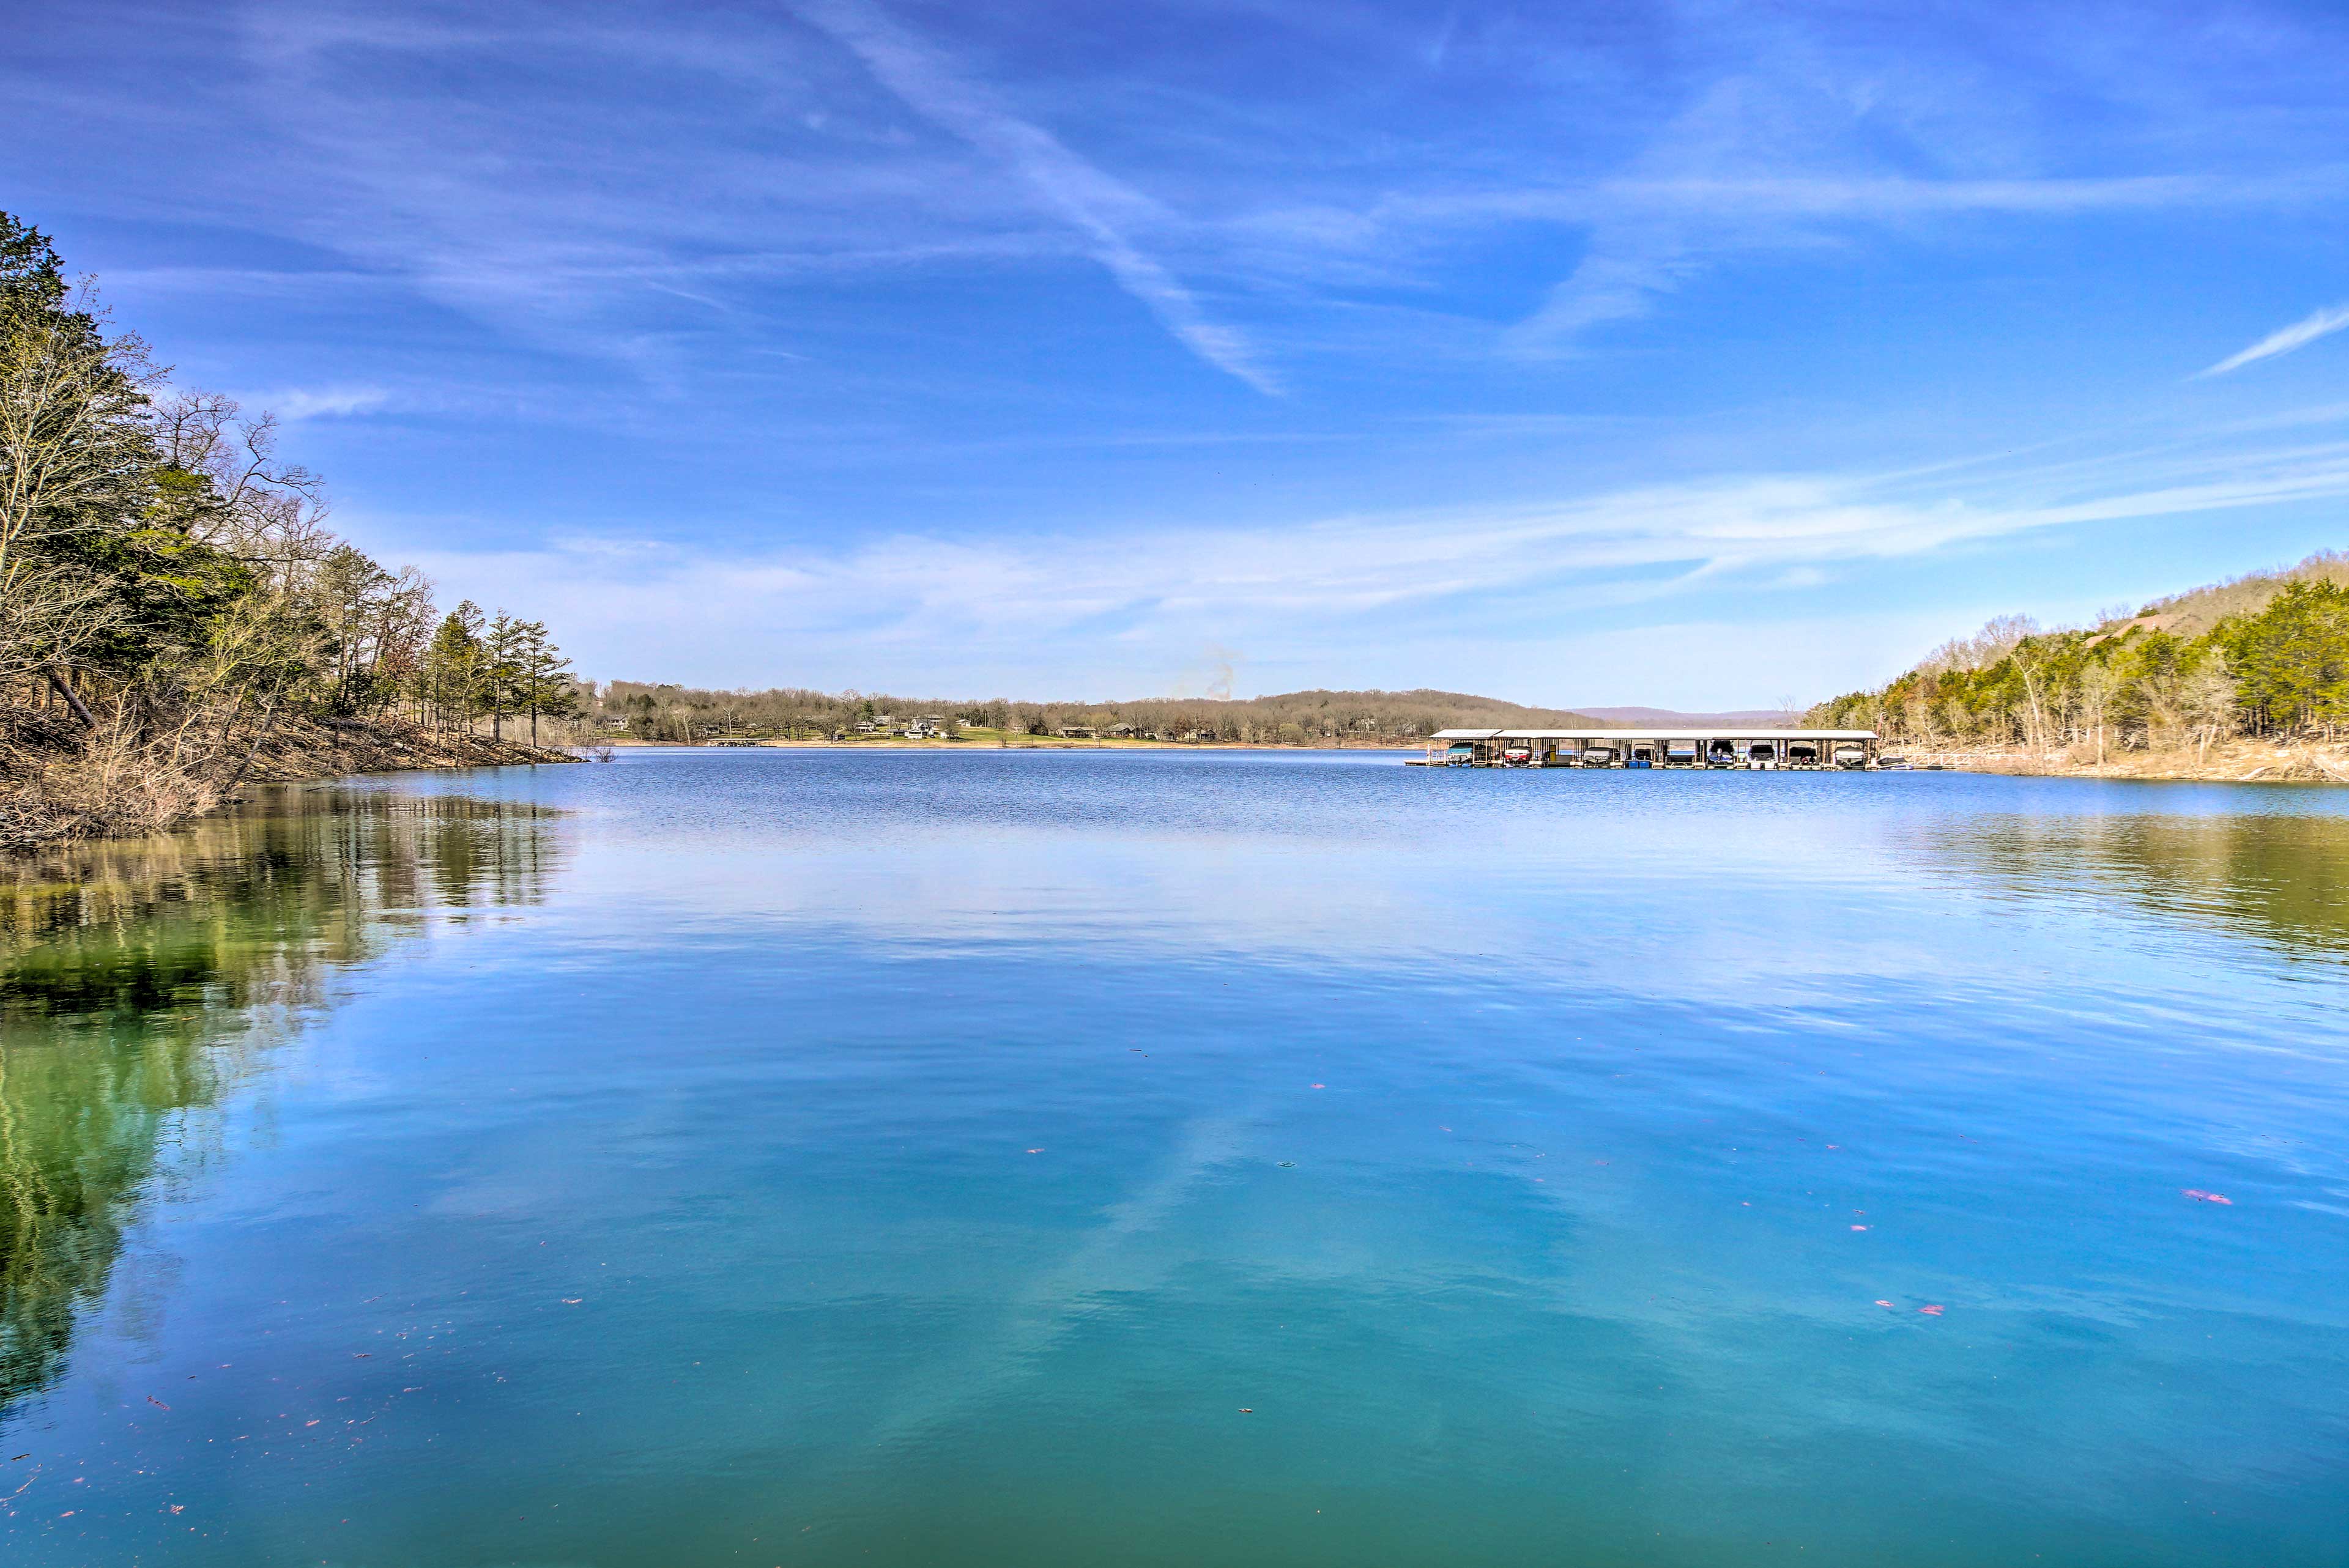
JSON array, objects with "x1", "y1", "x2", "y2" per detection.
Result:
[
  {"x1": 1, "y1": 213, "x2": 577, "y2": 848},
  {"x1": 593, "y1": 683, "x2": 1600, "y2": 744},
  {"x1": 1810, "y1": 551, "x2": 2349, "y2": 755}
]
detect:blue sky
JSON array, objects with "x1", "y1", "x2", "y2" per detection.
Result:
[{"x1": 7, "y1": 0, "x2": 2349, "y2": 706}]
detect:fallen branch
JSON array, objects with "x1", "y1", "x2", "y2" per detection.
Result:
[{"x1": 42, "y1": 665, "x2": 96, "y2": 728}]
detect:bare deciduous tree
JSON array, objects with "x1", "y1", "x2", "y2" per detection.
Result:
[
  {"x1": 0, "y1": 279, "x2": 157, "y2": 701},
  {"x1": 2182, "y1": 654, "x2": 2238, "y2": 764},
  {"x1": 2077, "y1": 660, "x2": 2122, "y2": 766},
  {"x1": 149, "y1": 390, "x2": 332, "y2": 574}
]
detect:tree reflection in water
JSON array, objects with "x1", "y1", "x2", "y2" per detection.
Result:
[
  {"x1": 1927, "y1": 807, "x2": 2349, "y2": 962},
  {"x1": 0, "y1": 784, "x2": 561, "y2": 1418}
]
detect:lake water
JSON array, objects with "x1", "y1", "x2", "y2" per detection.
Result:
[{"x1": 2, "y1": 749, "x2": 2346, "y2": 1566}]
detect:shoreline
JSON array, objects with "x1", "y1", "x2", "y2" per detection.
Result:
[
  {"x1": 2, "y1": 714, "x2": 579, "y2": 856},
  {"x1": 15, "y1": 727, "x2": 2340, "y2": 862},
  {"x1": 1894, "y1": 736, "x2": 2349, "y2": 784},
  {"x1": 241, "y1": 716, "x2": 584, "y2": 783},
  {"x1": 592, "y1": 734, "x2": 1417, "y2": 752},
  {"x1": 591, "y1": 733, "x2": 2349, "y2": 782}
]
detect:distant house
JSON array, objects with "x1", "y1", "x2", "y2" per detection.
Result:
[
  {"x1": 1057, "y1": 725, "x2": 1098, "y2": 739},
  {"x1": 904, "y1": 716, "x2": 949, "y2": 739},
  {"x1": 1107, "y1": 723, "x2": 1138, "y2": 738},
  {"x1": 852, "y1": 720, "x2": 880, "y2": 734}
]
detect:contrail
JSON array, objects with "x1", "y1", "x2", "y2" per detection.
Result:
[
  {"x1": 796, "y1": 0, "x2": 1279, "y2": 394},
  {"x1": 2199, "y1": 301, "x2": 2349, "y2": 377}
]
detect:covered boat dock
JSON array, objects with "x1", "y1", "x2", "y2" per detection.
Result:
[{"x1": 1422, "y1": 728, "x2": 1880, "y2": 769}]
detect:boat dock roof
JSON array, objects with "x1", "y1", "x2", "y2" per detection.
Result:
[{"x1": 1432, "y1": 728, "x2": 1878, "y2": 741}]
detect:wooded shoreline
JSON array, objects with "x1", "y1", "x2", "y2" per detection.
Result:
[
  {"x1": 13, "y1": 718, "x2": 2342, "y2": 861},
  {"x1": 604, "y1": 733, "x2": 1418, "y2": 751},
  {"x1": 1, "y1": 213, "x2": 586, "y2": 857},
  {"x1": 1808, "y1": 553, "x2": 2349, "y2": 766},
  {"x1": 0, "y1": 710, "x2": 575, "y2": 854},
  {"x1": 619, "y1": 731, "x2": 2349, "y2": 782}
]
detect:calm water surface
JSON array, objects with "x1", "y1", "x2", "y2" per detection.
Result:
[{"x1": 2, "y1": 750, "x2": 2345, "y2": 1566}]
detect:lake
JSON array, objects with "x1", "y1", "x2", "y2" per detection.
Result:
[{"x1": 2, "y1": 748, "x2": 2345, "y2": 1566}]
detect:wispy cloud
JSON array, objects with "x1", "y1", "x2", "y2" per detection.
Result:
[
  {"x1": 793, "y1": 0, "x2": 1278, "y2": 394},
  {"x1": 2199, "y1": 301, "x2": 2349, "y2": 377},
  {"x1": 1500, "y1": 72, "x2": 1855, "y2": 353},
  {"x1": 254, "y1": 385, "x2": 391, "y2": 421},
  {"x1": 1504, "y1": 235, "x2": 1693, "y2": 347},
  {"x1": 49, "y1": 0, "x2": 2344, "y2": 388},
  {"x1": 23, "y1": 0, "x2": 2349, "y2": 711},
  {"x1": 384, "y1": 430, "x2": 2349, "y2": 695}
]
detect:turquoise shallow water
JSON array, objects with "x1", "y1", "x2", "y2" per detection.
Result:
[{"x1": 2, "y1": 749, "x2": 2346, "y2": 1566}]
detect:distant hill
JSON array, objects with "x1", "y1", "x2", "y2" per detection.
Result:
[
  {"x1": 593, "y1": 682, "x2": 1606, "y2": 741},
  {"x1": 1576, "y1": 705, "x2": 1798, "y2": 728},
  {"x1": 1256, "y1": 688, "x2": 1607, "y2": 730}
]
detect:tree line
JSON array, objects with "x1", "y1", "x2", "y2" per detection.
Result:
[
  {"x1": 1, "y1": 212, "x2": 578, "y2": 834},
  {"x1": 1809, "y1": 553, "x2": 2349, "y2": 757},
  {"x1": 590, "y1": 683, "x2": 1600, "y2": 745}
]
